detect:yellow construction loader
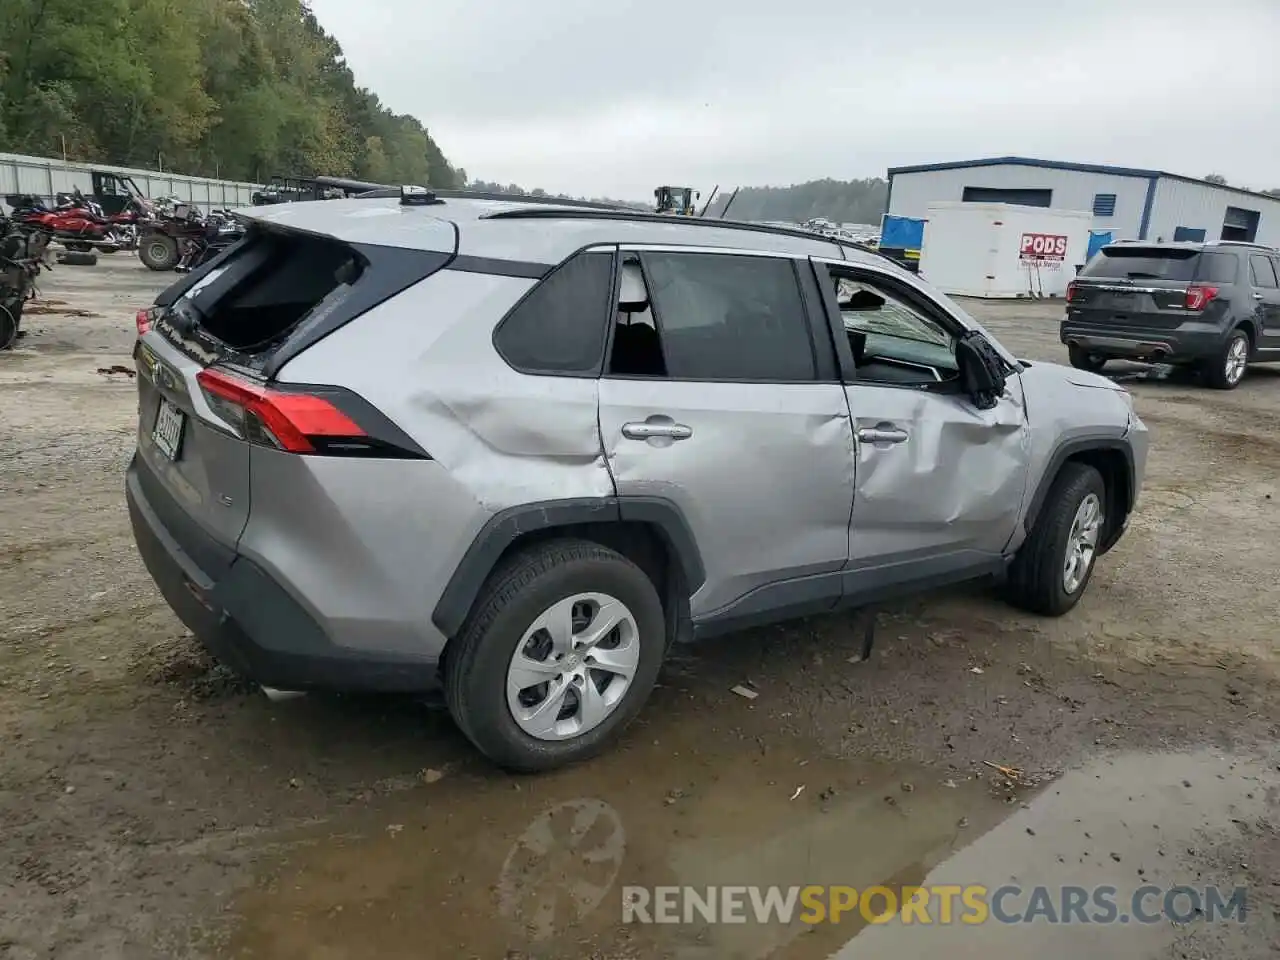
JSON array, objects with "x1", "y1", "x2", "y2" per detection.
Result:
[{"x1": 654, "y1": 186, "x2": 698, "y2": 216}]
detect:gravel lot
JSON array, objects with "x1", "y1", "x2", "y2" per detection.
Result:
[{"x1": 1, "y1": 256, "x2": 1277, "y2": 959}]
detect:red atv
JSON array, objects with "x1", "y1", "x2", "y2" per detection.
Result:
[
  {"x1": 9, "y1": 189, "x2": 126, "y2": 253},
  {"x1": 138, "y1": 202, "x2": 217, "y2": 271}
]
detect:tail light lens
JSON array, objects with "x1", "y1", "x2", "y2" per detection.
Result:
[
  {"x1": 1065, "y1": 281, "x2": 1079, "y2": 303},
  {"x1": 1185, "y1": 285, "x2": 1218, "y2": 311},
  {"x1": 195, "y1": 367, "x2": 366, "y2": 454}
]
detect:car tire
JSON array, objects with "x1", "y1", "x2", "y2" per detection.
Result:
[
  {"x1": 139, "y1": 234, "x2": 180, "y2": 271},
  {"x1": 1067, "y1": 345, "x2": 1107, "y2": 373},
  {"x1": 1203, "y1": 328, "x2": 1249, "y2": 390},
  {"x1": 1006, "y1": 462, "x2": 1107, "y2": 617},
  {"x1": 0, "y1": 302, "x2": 18, "y2": 351},
  {"x1": 443, "y1": 539, "x2": 666, "y2": 772}
]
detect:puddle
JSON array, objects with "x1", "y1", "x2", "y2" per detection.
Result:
[
  {"x1": 218, "y1": 740, "x2": 1277, "y2": 960},
  {"x1": 837, "y1": 749, "x2": 1277, "y2": 959},
  {"x1": 218, "y1": 727, "x2": 1016, "y2": 960}
]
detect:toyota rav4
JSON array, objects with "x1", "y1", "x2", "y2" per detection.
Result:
[{"x1": 127, "y1": 189, "x2": 1148, "y2": 771}]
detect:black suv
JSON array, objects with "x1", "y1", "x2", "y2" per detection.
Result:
[{"x1": 1061, "y1": 240, "x2": 1280, "y2": 389}]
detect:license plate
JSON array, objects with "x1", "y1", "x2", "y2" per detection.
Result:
[
  {"x1": 1107, "y1": 294, "x2": 1136, "y2": 310},
  {"x1": 153, "y1": 398, "x2": 186, "y2": 461}
]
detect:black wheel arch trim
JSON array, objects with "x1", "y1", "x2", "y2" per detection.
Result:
[
  {"x1": 1024, "y1": 436, "x2": 1135, "y2": 536},
  {"x1": 431, "y1": 496, "x2": 706, "y2": 639}
]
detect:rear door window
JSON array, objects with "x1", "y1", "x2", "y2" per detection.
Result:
[
  {"x1": 1081, "y1": 248, "x2": 1199, "y2": 282},
  {"x1": 494, "y1": 250, "x2": 613, "y2": 375},
  {"x1": 1195, "y1": 252, "x2": 1239, "y2": 284},
  {"x1": 1249, "y1": 255, "x2": 1278, "y2": 289},
  {"x1": 634, "y1": 252, "x2": 817, "y2": 382}
]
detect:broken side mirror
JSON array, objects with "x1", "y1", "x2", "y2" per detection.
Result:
[{"x1": 956, "y1": 332, "x2": 1007, "y2": 410}]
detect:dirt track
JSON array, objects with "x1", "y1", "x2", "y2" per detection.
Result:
[{"x1": 1, "y1": 257, "x2": 1277, "y2": 959}]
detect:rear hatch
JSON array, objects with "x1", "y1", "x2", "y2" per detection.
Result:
[
  {"x1": 1066, "y1": 245, "x2": 1235, "y2": 330},
  {"x1": 133, "y1": 212, "x2": 455, "y2": 566}
]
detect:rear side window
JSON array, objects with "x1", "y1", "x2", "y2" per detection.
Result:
[
  {"x1": 1196, "y1": 252, "x2": 1238, "y2": 284},
  {"x1": 1249, "y1": 255, "x2": 1278, "y2": 289},
  {"x1": 1081, "y1": 247, "x2": 1199, "y2": 281},
  {"x1": 639, "y1": 253, "x2": 816, "y2": 381},
  {"x1": 494, "y1": 251, "x2": 613, "y2": 374}
]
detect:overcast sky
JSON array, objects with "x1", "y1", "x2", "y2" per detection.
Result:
[{"x1": 308, "y1": 0, "x2": 1280, "y2": 200}]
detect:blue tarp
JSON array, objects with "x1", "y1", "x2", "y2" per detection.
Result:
[
  {"x1": 1086, "y1": 230, "x2": 1113, "y2": 260},
  {"x1": 880, "y1": 215, "x2": 925, "y2": 250}
]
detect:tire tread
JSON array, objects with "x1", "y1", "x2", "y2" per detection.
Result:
[
  {"x1": 1007, "y1": 462, "x2": 1104, "y2": 616},
  {"x1": 1204, "y1": 328, "x2": 1249, "y2": 391},
  {"x1": 443, "y1": 538, "x2": 662, "y2": 771}
]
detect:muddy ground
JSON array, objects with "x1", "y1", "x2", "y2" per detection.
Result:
[{"x1": 1, "y1": 256, "x2": 1278, "y2": 960}]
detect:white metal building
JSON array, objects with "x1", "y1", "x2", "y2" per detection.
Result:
[
  {"x1": 0, "y1": 151, "x2": 261, "y2": 212},
  {"x1": 885, "y1": 157, "x2": 1280, "y2": 249}
]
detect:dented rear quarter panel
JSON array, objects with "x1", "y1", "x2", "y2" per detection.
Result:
[
  {"x1": 278, "y1": 269, "x2": 615, "y2": 513},
  {"x1": 271, "y1": 270, "x2": 617, "y2": 654}
]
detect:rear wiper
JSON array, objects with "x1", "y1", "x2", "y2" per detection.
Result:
[{"x1": 1125, "y1": 272, "x2": 1161, "y2": 279}]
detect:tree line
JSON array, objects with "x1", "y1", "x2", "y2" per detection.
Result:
[
  {"x1": 465, "y1": 179, "x2": 647, "y2": 210},
  {"x1": 0, "y1": 0, "x2": 462, "y2": 188},
  {"x1": 705, "y1": 178, "x2": 889, "y2": 225}
]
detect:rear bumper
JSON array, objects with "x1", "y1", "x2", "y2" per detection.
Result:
[
  {"x1": 1060, "y1": 318, "x2": 1226, "y2": 362},
  {"x1": 126, "y1": 454, "x2": 441, "y2": 693}
]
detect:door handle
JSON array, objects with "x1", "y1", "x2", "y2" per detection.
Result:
[
  {"x1": 1253, "y1": 293, "x2": 1265, "y2": 301},
  {"x1": 622, "y1": 420, "x2": 693, "y2": 441},
  {"x1": 857, "y1": 425, "x2": 909, "y2": 445}
]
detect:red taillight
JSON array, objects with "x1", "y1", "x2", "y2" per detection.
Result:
[
  {"x1": 1185, "y1": 284, "x2": 1218, "y2": 311},
  {"x1": 195, "y1": 368, "x2": 366, "y2": 453},
  {"x1": 1066, "y1": 281, "x2": 1078, "y2": 303},
  {"x1": 136, "y1": 308, "x2": 151, "y2": 336}
]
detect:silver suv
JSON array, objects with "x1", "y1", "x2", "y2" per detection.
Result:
[{"x1": 127, "y1": 189, "x2": 1148, "y2": 771}]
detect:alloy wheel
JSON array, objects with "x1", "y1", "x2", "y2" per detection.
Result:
[
  {"x1": 1063, "y1": 493, "x2": 1103, "y2": 594},
  {"x1": 1224, "y1": 336, "x2": 1248, "y2": 386}
]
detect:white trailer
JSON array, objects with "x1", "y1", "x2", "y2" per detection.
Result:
[{"x1": 918, "y1": 202, "x2": 1096, "y2": 299}]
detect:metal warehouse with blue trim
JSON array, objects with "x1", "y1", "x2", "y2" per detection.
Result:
[{"x1": 884, "y1": 156, "x2": 1280, "y2": 255}]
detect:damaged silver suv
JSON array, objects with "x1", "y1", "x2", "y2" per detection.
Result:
[{"x1": 127, "y1": 189, "x2": 1148, "y2": 771}]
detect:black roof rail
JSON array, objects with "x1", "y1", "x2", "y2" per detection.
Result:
[
  {"x1": 312, "y1": 175, "x2": 393, "y2": 194},
  {"x1": 478, "y1": 207, "x2": 896, "y2": 259}
]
